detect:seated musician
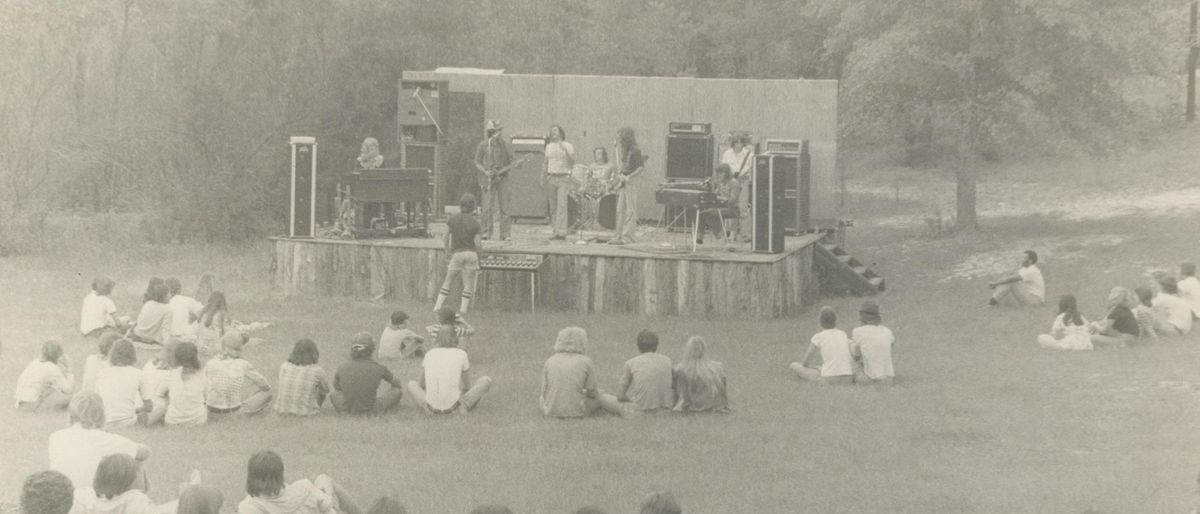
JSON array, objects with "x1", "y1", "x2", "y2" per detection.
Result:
[
  {"x1": 356, "y1": 137, "x2": 391, "y2": 228},
  {"x1": 696, "y1": 164, "x2": 740, "y2": 246}
]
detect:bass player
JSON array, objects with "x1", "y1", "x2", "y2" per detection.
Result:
[{"x1": 474, "y1": 119, "x2": 514, "y2": 240}]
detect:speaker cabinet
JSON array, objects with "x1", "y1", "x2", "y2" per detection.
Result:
[
  {"x1": 288, "y1": 137, "x2": 317, "y2": 238},
  {"x1": 398, "y1": 80, "x2": 449, "y2": 132},
  {"x1": 752, "y1": 154, "x2": 785, "y2": 254},
  {"x1": 762, "y1": 141, "x2": 812, "y2": 235},
  {"x1": 666, "y1": 132, "x2": 714, "y2": 181},
  {"x1": 507, "y1": 136, "x2": 548, "y2": 219}
]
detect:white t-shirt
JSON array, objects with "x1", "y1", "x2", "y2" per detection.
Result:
[
  {"x1": 1018, "y1": 265, "x2": 1045, "y2": 300},
  {"x1": 133, "y1": 302, "x2": 173, "y2": 344},
  {"x1": 80, "y1": 292, "x2": 118, "y2": 335},
  {"x1": 70, "y1": 489, "x2": 156, "y2": 514},
  {"x1": 168, "y1": 295, "x2": 204, "y2": 340},
  {"x1": 14, "y1": 360, "x2": 73, "y2": 404},
  {"x1": 721, "y1": 147, "x2": 753, "y2": 177},
  {"x1": 140, "y1": 361, "x2": 174, "y2": 401},
  {"x1": 1153, "y1": 293, "x2": 1194, "y2": 334},
  {"x1": 809, "y1": 328, "x2": 853, "y2": 377},
  {"x1": 158, "y1": 368, "x2": 208, "y2": 426},
  {"x1": 95, "y1": 366, "x2": 144, "y2": 427},
  {"x1": 851, "y1": 325, "x2": 895, "y2": 380},
  {"x1": 421, "y1": 347, "x2": 469, "y2": 411},
  {"x1": 81, "y1": 355, "x2": 110, "y2": 392},
  {"x1": 1178, "y1": 276, "x2": 1200, "y2": 317},
  {"x1": 544, "y1": 141, "x2": 575, "y2": 176},
  {"x1": 47, "y1": 424, "x2": 140, "y2": 490}
]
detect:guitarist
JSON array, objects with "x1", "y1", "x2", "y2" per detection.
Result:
[
  {"x1": 474, "y1": 120, "x2": 514, "y2": 241},
  {"x1": 608, "y1": 126, "x2": 644, "y2": 245}
]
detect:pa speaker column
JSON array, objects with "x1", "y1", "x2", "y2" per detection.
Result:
[
  {"x1": 752, "y1": 154, "x2": 785, "y2": 254},
  {"x1": 289, "y1": 136, "x2": 317, "y2": 238}
]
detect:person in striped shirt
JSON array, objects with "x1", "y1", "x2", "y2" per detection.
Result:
[
  {"x1": 274, "y1": 339, "x2": 330, "y2": 417},
  {"x1": 425, "y1": 308, "x2": 476, "y2": 346},
  {"x1": 205, "y1": 331, "x2": 273, "y2": 416}
]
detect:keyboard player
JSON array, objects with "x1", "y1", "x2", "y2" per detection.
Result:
[{"x1": 696, "y1": 164, "x2": 741, "y2": 246}]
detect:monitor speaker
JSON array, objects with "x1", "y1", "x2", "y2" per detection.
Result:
[
  {"x1": 288, "y1": 137, "x2": 317, "y2": 238},
  {"x1": 752, "y1": 154, "x2": 785, "y2": 254},
  {"x1": 666, "y1": 132, "x2": 713, "y2": 181}
]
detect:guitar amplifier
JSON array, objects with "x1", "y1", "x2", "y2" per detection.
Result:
[
  {"x1": 480, "y1": 253, "x2": 545, "y2": 271},
  {"x1": 763, "y1": 139, "x2": 803, "y2": 155},
  {"x1": 508, "y1": 136, "x2": 548, "y2": 219},
  {"x1": 668, "y1": 122, "x2": 712, "y2": 135}
]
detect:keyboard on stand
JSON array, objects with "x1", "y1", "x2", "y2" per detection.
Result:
[{"x1": 479, "y1": 253, "x2": 545, "y2": 271}]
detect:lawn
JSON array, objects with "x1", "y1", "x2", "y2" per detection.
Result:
[{"x1": 3, "y1": 136, "x2": 1200, "y2": 512}]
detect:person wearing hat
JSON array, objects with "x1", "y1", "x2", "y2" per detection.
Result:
[
  {"x1": 850, "y1": 301, "x2": 895, "y2": 386},
  {"x1": 331, "y1": 332, "x2": 405, "y2": 414},
  {"x1": 204, "y1": 331, "x2": 273, "y2": 416},
  {"x1": 474, "y1": 120, "x2": 514, "y2": 241}
]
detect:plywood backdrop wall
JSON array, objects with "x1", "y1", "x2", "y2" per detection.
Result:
[{"x1": 401, "y1": 71, "x2": 839, "y2": 221}]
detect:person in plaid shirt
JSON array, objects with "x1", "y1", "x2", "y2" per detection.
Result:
[
  {"x1": 274, "y1": 339, "x2": 330, "y2": 416},
  {"x1": 204, "y1": 331, "x2": 273, "y2": 416}
]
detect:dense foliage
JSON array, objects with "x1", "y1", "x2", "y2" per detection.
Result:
[{"x1": 0, "y1": 0, "x2": 1182, "y2": 250}]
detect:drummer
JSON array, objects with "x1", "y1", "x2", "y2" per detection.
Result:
[
  {"x1": 589, "y1": 147, "x2": 616, "y2": 184},
  {"x1": 544, "y1": 124, "x2": 576, "y2": 240}
]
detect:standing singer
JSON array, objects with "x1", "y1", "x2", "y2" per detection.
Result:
[
  {"x1": 543, "y1": 125, "x2": 575, "y2": 240},
  {"x1": 608, "y1": 127, "x2": 643, "y2": 245},
  {"x1": 474, "y1": 120, "x2": 513, "y2": 241}
]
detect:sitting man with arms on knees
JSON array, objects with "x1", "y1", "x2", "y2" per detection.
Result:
[
  {"x1": 851, "y1": 301, "x2": 896, "y2": 386},
  {"x1": 614, "y1": 329, "x2": 675, "y2": 415},
  {"x1": 988, "y1": 250, "x2": 1045, "y2": 307},
  {"x1": 206, "y1": 331, "x2": 274, "y2": 417},
  {"x1": 405, "y1": 329, "x2": 492, "y2": 414},
  {"x1": 331, "y1": 333, "x2": 404, "y2": 415},
  {"x1": 1152, "y1": 276, "x2": 1194, "y2": 336},
  {"x1": 14, "y1": 340, "x2": 74, "y2": 411},
  {"x1": 791, "y1": 307, "x2": 854, "y2": 385},
  {"x1": 540, "y1": 327, "x2": 622, "y2": 418},
  {"x1": 48, "y1": 392, "x2": 152, "y2": 494}
]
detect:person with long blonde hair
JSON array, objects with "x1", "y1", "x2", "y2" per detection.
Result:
[
  {"x1": 607, "y1": 127, "x2": 644, "y2": 245},
  {"x1": 673, "y1": 336, "x2": 730, "y2": 413},
  {"x1": 1089, "y1": 286, "x2": 1139, "y2": 348},
  {"x1": 539, "y1": 327, "x2": 622, "y2": 417}
]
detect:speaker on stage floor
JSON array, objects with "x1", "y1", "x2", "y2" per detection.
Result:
[
  {"x1": 752, "y1": 154, "x2": 785, "y2": 254},
  {"x1": 666, "y1": 123, "x2": 713, "y2": 181},
  {"x1": 289, "y1": 136, "x2": 316, "y2": 238},
  {"x1": 508, "y1": 136, "x2": 549, "y2": 219}
]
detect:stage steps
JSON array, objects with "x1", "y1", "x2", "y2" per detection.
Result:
[{"x1": 814, "y1": 241, "x2": 885, "y2": 296}]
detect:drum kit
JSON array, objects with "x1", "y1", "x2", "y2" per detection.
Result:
[{"x1": 566, "y1": 164, "x2": 617, "y2": 233}]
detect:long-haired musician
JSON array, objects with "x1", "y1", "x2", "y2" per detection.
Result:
[
  {"x1": 543, "y1": 124, "x2": 575, "y2": 240},
  {"x1": 696, "y1": 164, "x2": 741, "y2": 246},
  {"x1": 720, "y1": 133, "x2": 753, "y2": 241},
  {"x1": 608, "y1": 127, "x2": 643, "y2": 245},
  {"x1": 474, "y1": 120, "x2": 513, "y2": 240}
]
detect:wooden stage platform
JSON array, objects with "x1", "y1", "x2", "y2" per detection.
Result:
[{"x1": 271, "y1": 224, "x2": 823, "y2": 319}]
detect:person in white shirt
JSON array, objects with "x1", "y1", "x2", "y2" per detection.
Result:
[
  {"x1": 132, "y1": 283, "x2": 173, "y2": 345},
  {"x1": 790, "y1": 307, "x2": 854, "y2": 385},
  {"x1": 14, "y1": 340, "x2": 74, "y2": 411},
  {"x1": 1177, "y1": 262, "x2": 1200, "y2": 319},
  {"x1": 70, "y1": 454, "x2": 158, "y2": 514},
  {"x1": 237, "y1": 451, "x2": 360, "y2": 514},
  {"x1": 80, "y1": 277, "x2": 122, "y2": 340},
  {"x1": 851, "y1": 301, "x2": 895, "y2": 386},
  {"x1": 94, "y1": 339, "x2": 146, "y2": 428},
  {"x1": 1036, "y1": 294, "x2": 1093, "y2": 351},
  {"x1": 81, "y1": 332, "x2": 121, "y2": 392},
  {"x1": 405, "y1": 329, "x2": 492, "y2": 414},
  {"x1": 543, "y1": 124, "x2": 576, "y2": 240},
  {"x1": 1152, "y1": 277, "x2": 1194, "y2": 336},
  {"x1": 141, "y1": 341, "x2": 177, "y2": 426},
  {"x1": 377, "y1": 310, "x2": 425, "y2": 362},
  {"x1": 166, "y1": 277, "x2": 204, "y2": 343},
  {"x1": 48, "y1": 392, "x2": 151, "y2": 493},
  {"x1": 720, "y1": 133, "x2": 753, "y2": 241},
  {"x1": 988, "y1": 250, "x2": 1045, "y2": 307},
  {"x1": 156, "y1": 342, "x2": 208, "y2": 426}
]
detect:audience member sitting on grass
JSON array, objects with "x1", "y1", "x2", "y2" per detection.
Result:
[
  {"x1": 468, "y1": 506, "x2": 513, "y2": 514},
  {"x1": 540, "y1": 327, "x2": 622, "y2": 418},
  {"x1": 851, "y1": 301, "x2": 895, "y2": 386},
  {"x1": 238, "y1": 450, "x2": 362, "y2": 514},
  {"x1": 194, "y1": 272, "x2": 217, "y2": 306},
  {"x1": 331, "y1": 333, "x2": 404, "y2": 415},
  {"x1": 672, "y1": 336, "x2": 730, "y2": 413},
  {"x1": 988, "y1": 250, "x2": 1045, "y2": 307},
  {"x1": 95, "y1": 339, "x2": 147, "y2": 427},
  {"x1": 274, "y1": 339, "x2": 330, "y2": 417},
  {"x1": 790, "y1": 306, "x2": 854, "y2": 385},
  {"x1": 196, "y1": 291, "x2": 231, "y2": 354},
  {"x1": 132, "y1": 282, "x2": 174, "y2": 346},
  {"x1": 364, "y1": 496, "x2": 407, "y2": 514},
  {"x1": 1178, "y1": 262, "x2": 1200, "y2": 319},
  {"x1": 156, "y1": 342, "x2": 209, "y2": 426},
  {"x1": 1132, "y1": 287, "x2": 1159, "y2": 341},
  {"x1": 143, "y1": 277, "x2": 165, "y2": 304},
  {"x1": 639, "y1": 491, "x2": 682, "y2": 514},
  {"x1": 1089, "y1": 287, "x2": 1139, "y2": 348},
  {"x1": 406, "y1": 329, "x2": 492, "y2": 414},
  {"x1": 141, "y1": 341, "x2": 178, "y2": 425},
  {"x1": 206, "y1": 331, "x2": 274, "y2": 417},
  {"x1": 178, "y1": 482, "x2": 224, "y2": 514},
  {"x1": 81, "y1": 331, "x2": 121, "y2": 392},
  {"x1": 1152, "y1": 276, "x2": 1193, "y2": 336},
  {"x1": 14, "y1": 340, "x2": 74, "y2": 411},
  {"x1": 21, "y1": 470, "x2": 75, "y2": 514},
  {"x1": 378, "y1": 310, "x2": 425, "y2": 362},
  {"x1": 1036, "y1": 294, "x2": 1093, "y2": 351},
  {"x1": 166, "y1": 277, "x2": 204, "y2": 344},
  {"x1": 425, "y1": 308, "x2": 476, "y2": 347},
  {"x1": 70, "y1": 453, "x2": 161, "y2": 514},
  {"x1": 81, "y1": 277, "x2": 123, "y2": 341},
  {"x1": 48, "y1": 392, "x2": 151, "y2": 493},
  {"x1": 614, "y1": 329, "x2": 675, "y2": 415}
]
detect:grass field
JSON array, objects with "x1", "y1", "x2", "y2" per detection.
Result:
[{"x1": 3, "y1": 132, "x2": 1200, "y2": 513}]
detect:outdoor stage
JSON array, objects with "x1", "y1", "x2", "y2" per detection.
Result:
[{"x1": 271, "y1": 224, "x2": 823, "y2": 319}]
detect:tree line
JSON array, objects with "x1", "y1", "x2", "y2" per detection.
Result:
[{"x1": 0, "y1": 0, "x2": 1181, "y2": 251}]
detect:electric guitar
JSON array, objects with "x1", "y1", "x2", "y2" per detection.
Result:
[
  {"x1": 606, "y1": 165, "x2": 643, "y2": 194},
  {"x1": 481, "y1": 156, "x2": 529, "y2": 191}
]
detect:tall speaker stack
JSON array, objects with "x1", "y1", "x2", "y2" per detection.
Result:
[
  {"x1": 288, "y1": 136, "x2": 317, "y2": 238},
  {"x1": 399, "y1": 80, "x2": 449, "y2": 213},
  {"x1": 752, "y1": 153, "x2": 785, "y2": 254}
]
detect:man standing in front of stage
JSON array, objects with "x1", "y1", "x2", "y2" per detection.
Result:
[{"x1": 475, "y1": 120, "x2": 513, "y2": 241}]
